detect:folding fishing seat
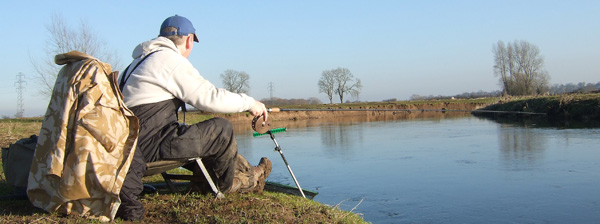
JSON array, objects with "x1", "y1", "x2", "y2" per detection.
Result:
[{"x1": 144, "y1": 158, "x2": 224, "y2": 198}]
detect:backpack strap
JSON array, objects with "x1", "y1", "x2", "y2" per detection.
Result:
[
  {"x1": 119, "y1": 50, "x2": 160, "y2": 91},
  {"x1": 172, "y1": 98, "x2": 188, "y2": 124}
]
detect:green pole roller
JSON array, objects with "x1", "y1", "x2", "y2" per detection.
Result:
[{"x1": 253, "y1": 127, "x2": 286, "y2": 137}]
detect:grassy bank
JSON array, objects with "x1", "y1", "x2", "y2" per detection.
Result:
[
  {"x1": 0, "y1": 189, "x2": 366, "y2": 223},
  {"x1": 0, "y1": 117, "x2": 367, "y2": 223}
]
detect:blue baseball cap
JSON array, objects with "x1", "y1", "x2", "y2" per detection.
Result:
[{"x1": 159, "y1": 15, "x2": 199, "y2": 42}]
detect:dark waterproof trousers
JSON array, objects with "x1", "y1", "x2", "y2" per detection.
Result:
[{"x1": 116, "y1": 99, "x2": 238, "y2": 220}]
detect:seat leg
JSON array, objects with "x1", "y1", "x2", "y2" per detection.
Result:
[
  {"x1": 161, "y1": 172, "x2": 178, "y2": 193},
  {"x1": 195, "y1": 158, "x2": 224, "y2": 199}
]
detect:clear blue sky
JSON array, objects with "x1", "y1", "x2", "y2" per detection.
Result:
[{"x1": 1, "y1": 1, "x2": 599, "y2": 117}]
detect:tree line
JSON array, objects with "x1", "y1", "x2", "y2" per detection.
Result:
[
  {"x1": 410, "y1": 90, "x2": 503, "y2": 101},
  {"x1": 260, "y1": 97, "x2": 323, "y2": 106},
  {"x1": 548, "y1": 82, "x2": 600, "y2": 94},
  {"x1": 409, "y1": 81, "x2": 600, "y2": 101},
  {"x1": 221, "y1": 67, "x2": 363, "y2": 105}
]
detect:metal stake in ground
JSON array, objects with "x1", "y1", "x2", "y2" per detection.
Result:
[
  {"x1": 252, "y1": 114, "x2": 307, "y2": 199},
  {"x1": 267, "y1": 129, "x2": 306, "y2": 198}
]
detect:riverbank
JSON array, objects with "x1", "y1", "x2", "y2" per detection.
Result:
[
  {"x1": 199, "y1": 94, "x2": 599, "y2": 126},
  {"x1": 470, "y1": 93, "x2": 600, "y2": 127},
  {"x1": 0, "y1": 120, "x2": 367, "y2": 223},
  {"x1": 201, "y1": 97, "x2": 498, "y2": 123},
  {"x1": 473, "y1": 93, "x2": 600, "y2": 120},
  {"x1": 0, "y1": 190, "x2": 366, "y2": 223}
]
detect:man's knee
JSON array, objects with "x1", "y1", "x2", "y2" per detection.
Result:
[
  {"x1": 211, "y1": 117, "x2": 233, "y2": 133},
  {"x1": 201, "y1": 117, "x2": 237, "y2": 155},
  {"x1": 207, "y1": 117, "x2": 235, "y2": 140}
]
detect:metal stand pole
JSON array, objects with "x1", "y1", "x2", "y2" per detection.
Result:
[{"x1": 269, "y1": 132, "x2": 306, "y2": 198}]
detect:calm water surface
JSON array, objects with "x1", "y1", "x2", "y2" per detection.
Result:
[{"x1": 235, "y1": 115, "x2": 600, "y2": 223}]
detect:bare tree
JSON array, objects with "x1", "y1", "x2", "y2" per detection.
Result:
[
  {"x1": 532, "y1": 70, "x2": 550, "y2": 95},
  {"x1": 318, "y1": 69, "x2": 336, "y2": 103},
  {"x1": 31, "y1": 13, "x2": 121, "y2": 97},
  {"x1": 493, "y1": 41, "x2": 511, "y2": 96},
  {"x1": 333, "y1": 67, "x2": 362, "y2": 103},
  {"x1": 220, "y1": 69, "x2": 250, "y2": 94},
  {"x1": 492, "y1": 40, "x2": 549, "y2": 96}
]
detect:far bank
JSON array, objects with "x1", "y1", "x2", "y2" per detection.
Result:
[
  {"x1": 193, "y1": 97, "x2": 498, "y2": 124},
  {"x1": 191, "y1": 93, "x2": 599, "y2": 125},
  {"x1": 473, "y1": 93, "x2": 600, "y2": 122}
]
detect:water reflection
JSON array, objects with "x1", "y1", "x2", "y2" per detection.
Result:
[
  {"x1": 233, "y1": 111, "x2": 470, "y2": 159},
  {"x1": 320, "y1": 124, "x2": 364, "y2": 149},
  {"x1": 498, "y1": 124, "x2": 546, "y2": 171},
  {"x1": 475, "y1": 114, "x2": 600, "y2": 129},
  {"x1": 232, "y1": 111, "x2": 473, "y2": 134}
]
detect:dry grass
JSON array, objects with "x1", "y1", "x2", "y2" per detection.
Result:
[
  {"x1": 0, "y1": 119, "x2": 42, "y2": 149},
  {"x1": 0, "y1": 190, "x2": 368, "y2": 223}
]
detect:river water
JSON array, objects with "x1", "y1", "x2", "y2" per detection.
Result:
[{"x1": 234, "y1": 113, "x2": 600, "y2": 223}]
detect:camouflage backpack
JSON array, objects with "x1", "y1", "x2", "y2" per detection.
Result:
[{"x1": 26, "y1": 51, "x2": 139, "y2": 221}]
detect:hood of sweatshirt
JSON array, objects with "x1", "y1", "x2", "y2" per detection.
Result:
[{"x1": 131, "y1": 37, "x2": 179, "y2": 59}]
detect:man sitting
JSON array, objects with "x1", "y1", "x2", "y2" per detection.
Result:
[{"x1": 117, "y1": 15, "x2": 272, "y2": 221}]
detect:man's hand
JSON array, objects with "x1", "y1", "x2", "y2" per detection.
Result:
[{"x1": 248, "y1": 100, "x2": 268, "y2": 121}]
